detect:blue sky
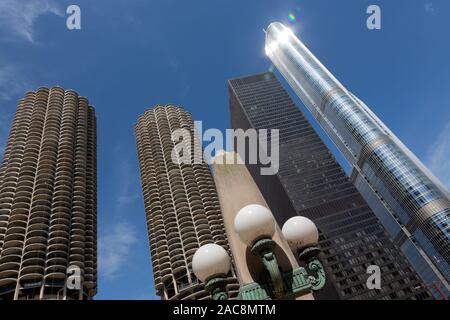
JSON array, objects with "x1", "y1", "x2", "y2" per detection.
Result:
[{"x1": 0, "y1": 0, "x2": 449, "y2": 300}]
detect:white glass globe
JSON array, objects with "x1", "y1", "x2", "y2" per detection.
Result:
[
  {"x1": 192, "y1": 244, "x2": 231, "y2": 283},
  {"x1": 282, "y1": 216, "x2": 319, "y2": 251},
  {"x1": 234, "y1": 204, "x2": 275, "y2": 246}
]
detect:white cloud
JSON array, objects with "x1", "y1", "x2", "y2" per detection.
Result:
[
  {"x1": 97, "y1": 147, "x2": 142, "y2": 280},
  {"x1": 426, "y1": 122, "x2": 450, "y2": 190},
  {"x1": 0, "y1": 0, "x2": 62, "y2": 43},
  {"x1": 113, "y1": 146, "x2": 141, "y2": 208},
  {"x1": 425, "y1": 2, "x2": 435, "y2": 13},
  {"x1": 0, "y1": 64, "x2": 29, "y2": 101},
  {"x1": 0, "y1": 65, "x2": 22, "y2": 155},
  {"x1": 98, "y1": 222, "x2": 138, "y2": 280},
  {"x1": 0, "y1": 64, "x2": 28, "y2": 156}
]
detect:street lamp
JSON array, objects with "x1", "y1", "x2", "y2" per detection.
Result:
[
  {"x1": 234, "y1": 204, "x2": 284, "y2": 298},
  {"x1": 282, "y1": 216, "x2": 325, "y2": 291},
  {"x1": 193, "y1": 205, "x2": 326, "y2": 300},
  {"x1": 192, "y1": 243, "x2": 231, "y2": 300},
  {"x1": 233, "y1": 205, "x2": 326, "y2": 299}
]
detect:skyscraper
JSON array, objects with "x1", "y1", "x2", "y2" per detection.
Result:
[
  {"x1": 135, "y1": 105, "x2": 239, "y2": 300},
  {"x1": 265, "y1": 22, "x2": 449, "y2": 298},
  {"x1": 229, "y1": 72, "x2": 431, "y2": 300},
  {"x1": 0, "y1": 87, "x2": 97, "y2": 300}
]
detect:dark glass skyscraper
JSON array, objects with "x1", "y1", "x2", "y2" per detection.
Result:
[{"x1": 228, "y1": 72, "x2": 431, "y2": 300}]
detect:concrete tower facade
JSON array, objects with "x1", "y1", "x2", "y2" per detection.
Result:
[
  {"x1": 265, "y1": 22, "x2": 449, "y2": 298},
  {"x1": 0, "y1": 87, "x2": 97, "y2": 300},
  {"x1": 135, "y1": 105, "x2": 239, "y2": 300}
]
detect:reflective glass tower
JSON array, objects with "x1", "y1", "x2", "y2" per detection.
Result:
[{"x1": 265, "y1": 22, "x2": 450, "y2": 298}]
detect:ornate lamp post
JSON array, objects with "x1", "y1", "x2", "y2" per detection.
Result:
[
  {"x1": 281, "y1": 216, "x2": 326, "y2": 291},
  {"x1": 234, "y1": 204, "x2": 284, "y2": 298},
  {"x1": 193, "y1": 205, "x2": 326, "y2": 300},
  {"x1": 192, "y1": 243, "x2": 231, "y2": 300}
]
